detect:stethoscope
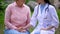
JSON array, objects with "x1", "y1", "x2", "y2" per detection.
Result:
[{"x1": 35, "y1": 4, "x2": 49, "y2": 17}]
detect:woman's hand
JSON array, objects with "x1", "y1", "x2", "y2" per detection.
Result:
[
  {"x1": 41, "y1": 26, "x2": 54, "y2": 30},
  {"x1": 16, "y1": 24, "x2": 32, "y2": 32},
  {"x1": 17, "y1": 27, "x2": 26, "y2": 32},
  {"x1": 40, "y1": 28, "x2": 48, "y2": 30}
]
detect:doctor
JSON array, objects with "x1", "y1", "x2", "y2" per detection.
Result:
[{"x1": 23, "y1": 0, "x2": 59, "y2": 34}]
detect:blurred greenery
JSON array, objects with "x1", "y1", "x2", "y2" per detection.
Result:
[
  {"x1": 25, "y1": 0, "x2": 29, "y2": 4},
  {"x1": 0, "y1": 1, "x2": 8, "y2": 12},
  {"x1": 0, "y1": 0, "x2": 4, "y2": 2},
  {"x1": 57, "y1": 9, "x2": 60, "y2": 20},
  {"x1": 0, "y1": 0, "x2": 60, "y2": 34}
]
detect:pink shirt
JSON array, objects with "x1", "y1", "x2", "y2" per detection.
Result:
[{"x1": 5, "y1": 2, "x2": 30, "y2": 30}]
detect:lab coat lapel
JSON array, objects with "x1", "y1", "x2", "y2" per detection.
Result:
[
  {"x1": 42, "y1": 4, "x2": 48, "y2": 18},
  {"x1": 38, "y1": 4, "x2": 48, "y2": 20},
  {"x1": 38, "y1": 5, "x2": 41, "y2": 16}
]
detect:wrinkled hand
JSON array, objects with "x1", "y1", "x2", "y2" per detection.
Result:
[{"x1": 17, "y1": 27, "x2": 26, "y2": 32}]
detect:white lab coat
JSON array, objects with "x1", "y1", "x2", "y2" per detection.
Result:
[{"x1": 30, "y1": 4, "x2": 59, "y2": 34}]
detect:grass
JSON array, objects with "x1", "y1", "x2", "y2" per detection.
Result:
[{"x1": 0, "y1": 9, "x2": 60, "y2": 34}]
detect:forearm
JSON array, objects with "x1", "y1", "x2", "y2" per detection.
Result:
[
  {"x1": 5, "y1": 21, "x2": 17, "y2": 30},
  {"x1": 41, "y1": 26, "x2": 55, "y2": 30},
  {"x1": 24, "y1": 24, "x2": 33, "y2": 29},
  {"x1": 47, "y1": 26, "x2": 55, "y2": 30}
]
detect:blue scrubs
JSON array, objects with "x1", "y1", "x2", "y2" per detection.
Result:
[{"x1": 40, "y1": 4, "x2": 46, "y2": 14}]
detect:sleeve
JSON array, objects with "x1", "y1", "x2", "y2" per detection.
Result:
[
  {"x1": 49, "y1": 6, "x2": 59, "y2": 28},
  {"x1": 26, "y1": 7, "x2": 31, "y2": 25},
  {"x1": 4, "y1": 5, "x2": 17, "y2": 29},
  {"x1": 30, "y1": 6, "x2": 38, "y2": 27}
]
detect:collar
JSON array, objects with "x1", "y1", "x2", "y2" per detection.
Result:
[{"x1": 14, "y1": 2, "x2": 25, "y2": 7}]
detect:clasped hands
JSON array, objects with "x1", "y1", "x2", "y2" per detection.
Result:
[{"x1": 16, "y1": 27, "x2": 26, "y2": 32}]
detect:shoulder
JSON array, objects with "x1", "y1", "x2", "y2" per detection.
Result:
[
  {"x1": 49, "y1": 5, "x2": 56, "y2": 10},
  {"x1": 24, "y1": 4, "x2": 30, "y2": 10},
  {"x1": 49, "y1": 5, "x2": 57, "y2": 13},
  {"x1": 7, "y1": 2, "x2": 15, "y2": 9},
  {"x1": 24, "y1": 4, "x2": 30, "y2": 13},
  {"x1": 34, "y1": 5, "x2": 38, "y2": 10}
]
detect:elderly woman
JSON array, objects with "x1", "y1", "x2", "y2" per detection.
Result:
[{"x1": 4, "y1": 0, "x2": 30, "y2": 34}]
